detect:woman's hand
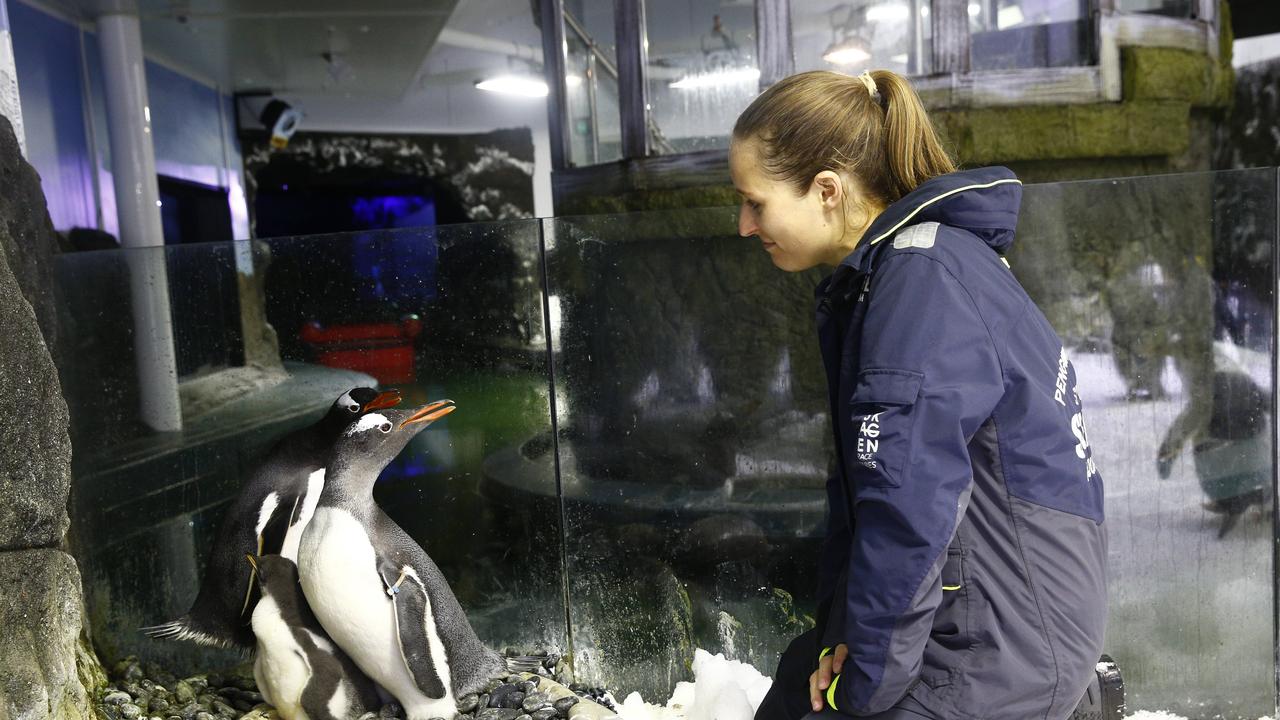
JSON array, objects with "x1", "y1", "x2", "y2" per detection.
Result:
[{"x1": 809, "y1": 643, "x2": 849, "y2": 711}]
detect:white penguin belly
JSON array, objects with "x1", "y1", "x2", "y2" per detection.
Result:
[
  {"x1": 298, "y1": 508, "x2": 455, "y2": 720},
  {"x1": 251, "y1": 595, "x2": 311, "y2": 720},
  {"x1": 280, "y1": 470, "x2": 326, "y2": 562}
]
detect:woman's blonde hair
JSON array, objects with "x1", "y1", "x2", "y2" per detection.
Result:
[{"x1": 732, "y1": 70, "x2": 955, "y2": 205}]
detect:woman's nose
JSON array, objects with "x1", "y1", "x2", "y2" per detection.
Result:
[{"x1": 738, "y1": 204, "x2": 758, "y2": 238}]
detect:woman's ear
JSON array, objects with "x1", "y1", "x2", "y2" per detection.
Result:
[{"x1": 813, "y1": 170, "x2": 844, "y2": 210}]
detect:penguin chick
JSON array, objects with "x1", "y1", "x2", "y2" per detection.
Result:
[
  {"x1": 145, "y1": 387, "x2": 402, "y2": 649},
  {"x1": 249, "y1": 554, "x2": 382, "y2": 720},
  {"x1": 297, "y1": 401, "x2": 507, "y2": 720}
]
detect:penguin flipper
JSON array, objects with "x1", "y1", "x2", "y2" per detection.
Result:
[{"x1": 378, "y1": 559, "x2": 447, "y2": 699}]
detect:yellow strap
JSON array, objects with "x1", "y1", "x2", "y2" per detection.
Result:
[
  {"x1": 819, "y1": 646, "x2": 833, "y2": 661},
  {"x1": 943, "y1": 585, "x2": 962, "y2": 591},
  {"x1": 826, "y1": 673, "x2": 842, "y2": 710}
]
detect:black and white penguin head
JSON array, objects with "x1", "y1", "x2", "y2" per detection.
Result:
[
  {"x1": 247, "y1": 553, "x2": 299, "y2": 594},
  {"x1": 326, "y1": 400, "x2": 457, "y2": 485},
  {"x1": 322, "y1": 387, "x2": 402, "y2": 433}
]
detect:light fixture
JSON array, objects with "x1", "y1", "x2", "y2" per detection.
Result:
[
  {"x1": 565, "y1": 74, "x2": 583, "y2": 87},
  {"x1": 998, "y1": 5, "x2": 1025, "y2": 27},
  {"x1": 823, "y1": 38, "x2": 871, "y2": 66},
  {"x1": 968, "y1": 3, "x2": 981, "y2": 16},
  {"x1": 475, "y1": 75, "x2": 549, "y2": 97},
  {"x1": 865, "y1": 3, "x2": 910, "y2": 22},
  {"x1": 669, "y1": 66, "x2": 760, "y2": 90}
]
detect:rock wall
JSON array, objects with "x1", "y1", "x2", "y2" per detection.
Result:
[{"x1": 0, "y1": 113, "x2": 102, "y2": 719}]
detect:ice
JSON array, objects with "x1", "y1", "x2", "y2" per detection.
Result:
[{"x1": 616, "y1": 648, "x2": 773, "y2": 720}]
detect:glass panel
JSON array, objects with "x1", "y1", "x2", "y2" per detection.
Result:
[
  {"x1": 564, "y1": 1, "x2": 622, "y2": 165},
  {"x1": 644, "y1": 0, "x2": 760, "y2": 153},
  {"x1": 970, "y1": 0, "x2": 1094, "y2": 70},
  {"x1": 1115, "y1": 0, "x2": 1196, "y2": 18},
  {"x1": 794, "y1": 0, "x2": 931, "y2": 76},
  {"x1": 1013, "y1": 168, "x2": 1277, "y2": 719},
  {"x1": 56, "y1": 221, "x2": 566, "y2": 673},
  {"x1": 544, "y1": 209, "x2": 829, "y2": 699}
]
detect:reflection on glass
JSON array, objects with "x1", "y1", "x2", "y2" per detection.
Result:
[
  {"x1": 1115, "y1": 0, "x2": 1195, "y2": 17},
  {"x1": 644, "y1": 0, "x2": 759, "y2": 153},
  {"x1": 794, "y1": 0, "x2": 928, "y2": 76},
  {"x1": 969, "y1": 0, "x2": 1092, "y2": 70},
  {"x1": 56, "y1": 222, "x2": 565, "y2": 674},
  {"x1": 564, "y1": 3, "x2": 621, "y2": 165}
]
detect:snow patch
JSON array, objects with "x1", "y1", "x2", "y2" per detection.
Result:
[{"x1": 616, "y1": 648, "x2": 772, "y2": 720}]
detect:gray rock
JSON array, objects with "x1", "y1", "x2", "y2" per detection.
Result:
[
  {"x1": 174, "y1": 682, "x2": 195, "y2": 704},
  {"x1": 0, "y1": 548, "x2": 92, "y2": 720},
  {"x1": 476, "y1": 710, "x2": 522, "y2": 720},
  {"x1": 0, "y1": 120, "x2": 70, "y2": 552},
  {"x1": 530, "y1": 709, "x2": 558, "y2": 720},
  {"x1": 552, "y1": 697, "x2": 579, "y2": 715},
  {"x1": 120, "y1": 704, "x2": 143, "y2": 719},
  {"x1": 194, "y1": 713, "x2": 215, "y2": 720},
  {"x1": 521, "y1": 693, "x2": 549, "y2": 713}
]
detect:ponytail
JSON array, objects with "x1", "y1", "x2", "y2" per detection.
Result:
[{"x1": 733, "y1": 70, "x2": 955, "y2": 205}]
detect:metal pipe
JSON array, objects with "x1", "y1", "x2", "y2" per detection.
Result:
[
  {"x1": 97, "y1": 11, "x2": 183, "y2": 432},
  {"x1": 436, "y1": 28, "x2": 543, "y2": 64},
  {"x1": 586, "y1": 52, "x2": 599, "y2": 164}
]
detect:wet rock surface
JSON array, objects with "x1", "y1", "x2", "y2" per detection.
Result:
[{"x1": 97, "y1": 649, "x2": 619, "y2": 720}]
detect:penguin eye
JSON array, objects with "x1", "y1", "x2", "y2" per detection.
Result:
[
  {"x1": 347, "y1": 403, "x2": 360, "y2": 413},
  {"x1": 379, "y1": 422, "x2": 392, "y2": 433}
]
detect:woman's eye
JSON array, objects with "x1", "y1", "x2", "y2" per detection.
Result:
[
  {"x1": 747, "y1": 199, "x2": 762, "y2": 211},
  {"x1": 380, "y1": 422, "x2": 392, "y2": 433}
]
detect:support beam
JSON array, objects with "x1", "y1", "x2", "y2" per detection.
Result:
[
  {"x1": 931, "y1": 0, "x2": 971, "y2": 75},
  {"x1": 0, "y1": 0, "x2": 24, "y2": 155},
  {"x1": 614, "y1": 0, "x2": 649, "y2": 159},
  {"x1": 96, "y1": 10, "x2": 182, "y2": 432},
  {"x1": 755, "y1": 0, "x2": 793, "y2": 89},
  {"x1": 539, "y1": 0, "x2": 570, "y2": 170}
]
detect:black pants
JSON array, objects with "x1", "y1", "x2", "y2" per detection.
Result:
[{"x1": 755, "y1": 629, "x2": 937, "y2": 720}]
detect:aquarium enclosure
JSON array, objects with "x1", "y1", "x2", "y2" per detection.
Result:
[{"x1": 55, "y1": 168, "x2": 1279, "y2": 719}]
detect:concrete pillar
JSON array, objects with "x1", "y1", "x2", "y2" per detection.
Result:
[
  {"x1": 0, "y1": 0, "x2": 25, "y2": 156},
  {"x1": 96, "y1": 8, "x2": 182, "y2": 431}
]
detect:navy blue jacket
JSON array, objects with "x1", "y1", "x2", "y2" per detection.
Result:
[{"x1": 815, "y1": 167, "x2": 1107, "y2": 719}]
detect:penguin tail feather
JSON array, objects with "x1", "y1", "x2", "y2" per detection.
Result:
[{"x1": 140, "y1": 617, "x2": 241, "y2": 650}]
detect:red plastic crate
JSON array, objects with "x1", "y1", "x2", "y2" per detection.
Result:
[{"x1": 300, "y1": 316, "x2": 422, "y2": 384}]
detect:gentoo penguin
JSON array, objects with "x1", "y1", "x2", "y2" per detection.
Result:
[
  {"x1": 145, "y1": 387, "x2": 402, "y2": 649},
  {"x1": 247, "y1": 554, "x2": 381, "y2": 720},
  {"x1": 297, "y1": 401, "x2": 507, "y2": 720}
]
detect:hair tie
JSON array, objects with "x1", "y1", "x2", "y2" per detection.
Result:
[{"x1": 857, "y1": 71, "x2": 882, "y2": 106}]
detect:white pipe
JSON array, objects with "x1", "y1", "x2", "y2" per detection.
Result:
[
  {"x1": 0, "y1": 0, "x2": 24, "y2": 156},
  {"x1": 97, "y1": 11, "x2": 182, "y2": 432}
]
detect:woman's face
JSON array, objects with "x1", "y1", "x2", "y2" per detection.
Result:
[{"x1": 729, "y1": 137, "x2": 847, "y2": 272}]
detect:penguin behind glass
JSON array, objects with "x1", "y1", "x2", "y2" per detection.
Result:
[
  {"x1": 248, "y1": 554, "x2": 381, "y2": 720},
  {"x1": 144, "y1": 387, "x2": 403, "y2": 649},
  {"x1": 297, "y1": 402, "x2": 507, "y2": 720}
]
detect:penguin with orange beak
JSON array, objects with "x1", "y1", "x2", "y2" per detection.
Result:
[
  {"x1": 297, "y1": 400, "x2": 507, "y2": 720},
  {"x1": 145, "y1": 387, "x2": 403, "y2": 650}
]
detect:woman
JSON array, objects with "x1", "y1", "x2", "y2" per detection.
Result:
[{"x1": 730, "y1": 70, "x2": 1107, "y2": 720}]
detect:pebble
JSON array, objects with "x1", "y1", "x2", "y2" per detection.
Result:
[
  {"x1": 553, "y1": 697, "x2": 579, "y2": 715},
  {"x1": 521, "y1": 692, "x2": 549, "y2": 713},
  {"x1": 119, "y1": 704, "x2": 143, "y2": 720},
  {"x1": 529, "y1": 709, "x2": 558, "y2": 720},
  {"x1": 477, "y1": 693, "x2": 490, "y2": 710},
  {"x1": 194, "y1": 713, "x2": 214, "y2": 720},
  {"x1": 457, "y1": 695, "x2": 481, "y2": 713},
  {"x1": 489, "y1": 684, "x2": 524, "y2": 709},
  {"x1": 103, "y1": 692, "x2": 132, "y2": 706},
  {"x1": 476, "y1": 709, "x2": 523, "y2": 720},
  {"x1": 378, "y1": 702, "x2": 404, "y2": 718}
]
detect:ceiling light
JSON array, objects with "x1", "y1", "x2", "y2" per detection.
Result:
[
  {"x1": 865, "y1": 3, "x2": 910, "y2": 22},
  {"x1": 669, "y1": 66, "x2": 760, "y2": 89},
  {"x1": 998, "y1": 5, "x2": 1025, "y2": 27},
  {"x1": 968, "y1": 3, "x2": 981, "y2": 16},
  {"x1": 823, "y1": 38, "x2": 871, "y2": 66},
  {"x1": 565, "y1": 74, "x2": 583, "y2": 87},
  {"x1": 890, "y1": 53, "x2": 909, "y2": 64},
  {"x1": 475, "y1": 75, "x2": 549, "y2": 97}
]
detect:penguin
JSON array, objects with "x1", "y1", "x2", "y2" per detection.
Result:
[
  {"x1": 247, "y1": 554, "x2": 381, "y2": 720},
  {"x1": 144, "y1": 387, "x2": 403, "y2": 649},
  {"x1": 296, "y1": 401, "x2": 508, "y2": 720}
]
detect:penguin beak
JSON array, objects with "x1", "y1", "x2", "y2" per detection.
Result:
[
  {"x1": 362, "y1": 389, "x2": 402, "y2": 412},
  {"x1": 245, "y1": 554, "x2": 259, "y2": 571},
  {"x1": 399, "y1": 399, "x2": 457, "y2": 429}
]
